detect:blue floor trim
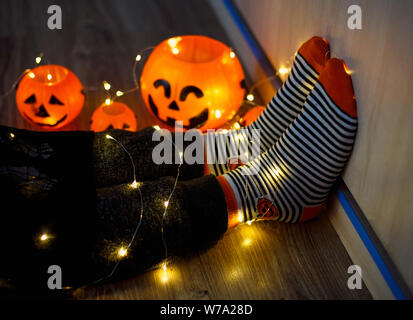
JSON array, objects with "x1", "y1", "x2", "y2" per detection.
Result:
[
  {"x1": 336, "y1": 189, "x2": 406, "y2": 300},
  {"x1": 222, "y1": 0, "x2": 407, "y2": 300}
]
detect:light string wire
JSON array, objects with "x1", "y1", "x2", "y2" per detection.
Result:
[
  {"x1": 0, "y1": 69, "x2": 31, "y2": 101},
  {"x1": 0, "y1": 66, "x2": 39, "y2": 101},
  {"x1": 241, "y1": 52, "x2": 296, "y2": 108},
  {"x1": 0, "y1": 53, "x2": 54, "y2": 101},
  {"x1": 243, "y1": 75, "x2": 279, "y2": 107},
  {"x1": 98, "y1": 46, "x2": 155, "y2": 105},
  {"x1": 88, "y1": 129, "x2": 183, "y2": 286},
  {"x1": 86, "y1": 46, "x2": 181, "y2": 286},
  {"x1": 159, "y1": 132, "x2": 184, "y2": 272},
  {"x1": 89, "y1": 134, "x2": 145, "y2": 286}
]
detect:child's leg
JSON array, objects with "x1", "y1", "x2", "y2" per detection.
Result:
[
  {"x1": 218, "y1": 58, "x2": 357, "y2": 226},
  {"x1": 205, "y1": 36, "x2": 330, "y2": 175}
]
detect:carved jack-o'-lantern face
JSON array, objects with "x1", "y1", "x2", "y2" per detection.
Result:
[
  {"x1": 90, "y1": 102, "x2": 137, "y2": 132},
  {"x1": 256, "y1": 197, "x2": 278, "y2": 219},
  {"x1": 141, "y1": 36, "x2": 245, "y2": 131},
  {"x1": 16, "y1": 65, "x2": 84, "y2": 129}
]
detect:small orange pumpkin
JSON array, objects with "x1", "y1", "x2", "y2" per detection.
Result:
[
  {"x1": 140, "y1": 35, "x2": 245, "y2": 131},
  {"x1": 16, "y1": 65, "x2": 84, "y2": 129},
  {"x1": 240, "y1": 106, "x2": 265, "y2": 127},
  {"x1": 90, "y1": 102, "x2": 137, "y2": 132}
]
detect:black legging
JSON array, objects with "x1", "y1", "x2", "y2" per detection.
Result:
[{"x1": 0, "y1": 125, "x2": 228, "y2": 293}]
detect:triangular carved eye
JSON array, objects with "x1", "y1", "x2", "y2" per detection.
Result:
[
  {"x1": 24, "y1": 94, "x2": 36, "y2": 103},
  {"x1": 106, "y1": 124, "x2": 114, "y2": 130},
  {"x1": 49, "y1": 95, "x2": 64, "y2": 105}
]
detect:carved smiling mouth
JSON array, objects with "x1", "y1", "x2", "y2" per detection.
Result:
[
  {"x1": 148, "y1": 95, "x2": 209, "y2": 129},
  {"x1": 23, "y1": 113, "x2": 68, "y2": 127}
]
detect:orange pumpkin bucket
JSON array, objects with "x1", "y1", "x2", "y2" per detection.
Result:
[
  {"x1": 16, "y1": 65, "x2": 84, "y2": 129},
  {"x1": 90, "y1": 102, "x2": 137, "y2": 132},
  {"x1": 140, "y1": 35, "x2": 245, "y2": 131}
]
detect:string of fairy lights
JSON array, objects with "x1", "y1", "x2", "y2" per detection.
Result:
[{"x1": 1, "y1": 46, "x2": 293, "y2": 288}]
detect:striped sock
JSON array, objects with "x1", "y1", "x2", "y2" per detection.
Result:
[
  {"x1": 217, "y1": 58, "x2": 358, "y2": 226},
  {"x1": 205, "y1": 36, "x2": 330, "y2": 176}
]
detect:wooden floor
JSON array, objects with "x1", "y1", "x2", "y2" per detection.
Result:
[{"x1": 0, "y1": 0, "x2": 371, "y2": 299}]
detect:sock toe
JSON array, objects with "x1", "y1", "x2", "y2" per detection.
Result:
[
  {"x1": 298, "y1": 36, "x2": 330, "y2": 74},
  {"x1": 318, "y1": 58, "x2": 357, "y2": 118}
]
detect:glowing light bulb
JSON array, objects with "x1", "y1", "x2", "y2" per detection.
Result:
[
  {"x1": 105, "y1": 98, "x2": 112, "y2": 105},
  {"x1": 215, "y1": 110, "x2": 222, "y2": 119},
  {"x1": 103, "y1": 81, "x2": 111, "y2": 91},
  {"x1": 131, "y1": 180, "x2": 140, "y2": 189},
  {"x1": 162, "y1": 262, "x2": 167, "y2": 271},
  {"x1": 153, "y1": 125, "x2": 160, "y2": 131},
  {"x1": 221, "y1": 129, "x2": 228, "y2": 134},
  {"x1": 9, "y1": 132, "x2": 15, "y2": 140},
  {"x1": 164, "y1": 201, "x2": 169, "y2": 208},
  {"x1": 35, "y1": 56, "x2": 42, "y2": 64},
  {"x1": 28, "y1": 72, "x2": 35, "y2": 79},
  {"x1": 179, "y1": 152, "x2": 183, "y2": 162},
  {"x1": 116, "y1": 90, "x2": 124, "y2": 97},
  {"x1": 167, "y1": 37, "x2": 182, "y2": 49},
  {"x1": 229, "y1": 51, "x2": 236, "y2": 59},
  {"x1": 118, "y1": 247, "x2": 128, "y2": 257},
  {"x1": 40, "y1": 234, "x2": 48, "y2": 241},
  {"x1": 233, "y1": 122, "x2": 241, "y2": 130},
  {"x1": 105, "y1": 134, "x2": 114, "y2": 140},
  {"x1": 246, "y1": 220, "x2": 252, "y2": 226},
  {"x1": 136, "y1": 54, "x2": 142, "y2": 62},
  {"x1": 47, "y1": 73, "x2": 52, "y2": 81},
  {"x1": 246, "y1": 94, "x2": 254, "y2": 102},
  {"x1": 278, "y1": 67, "x2": 289, "y2": 75},
  {"x1": 172, "y1": 48, "x2": 179, "y2": 55},
  {"x1": 238, "y1": 211, "x2": 244, "y2": 223}
]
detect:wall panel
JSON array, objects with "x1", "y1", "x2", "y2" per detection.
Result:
[{"x1": 232, "y1": 0, "x2": 413, "y2": 294}]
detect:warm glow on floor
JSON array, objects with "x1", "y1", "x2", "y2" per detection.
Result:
[{"x1": 243, "y1": 238, "x2": 252, "y2": 247}]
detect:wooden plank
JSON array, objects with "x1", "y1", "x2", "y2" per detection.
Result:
[
  {"x1": 74, "y1": 214, "x2": 371, "y2": 300},
  {"x1": 0, "y1": 0, "x2": 371, "y2": 299}
]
